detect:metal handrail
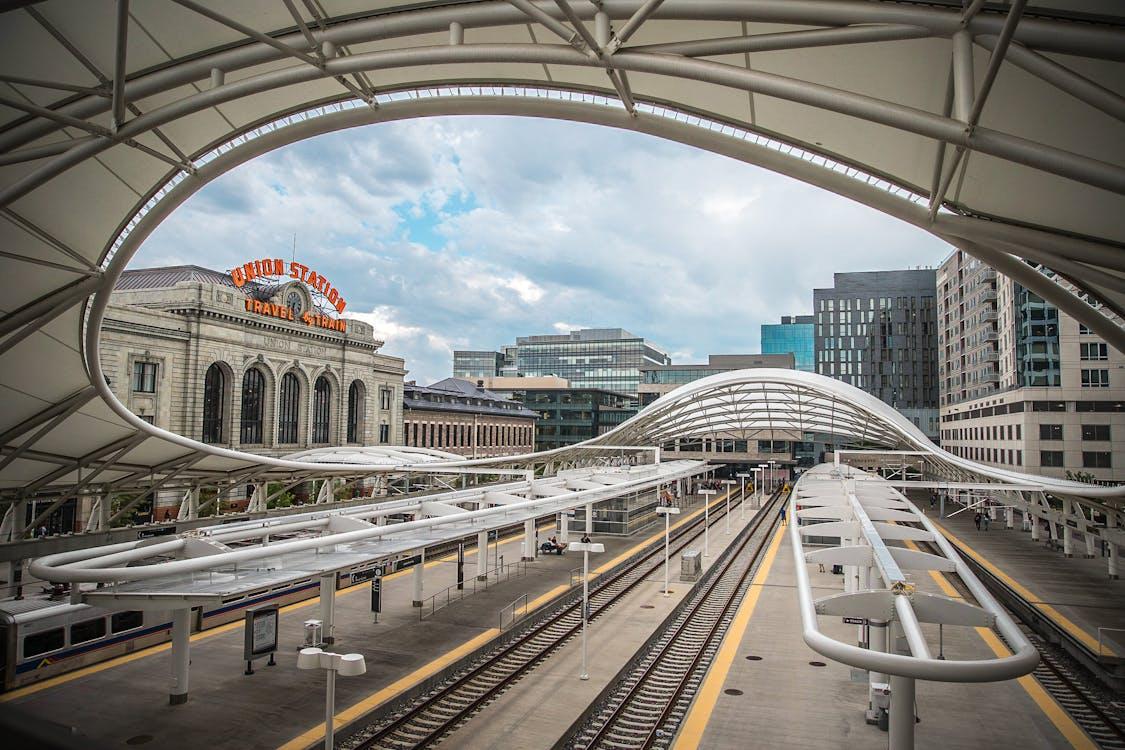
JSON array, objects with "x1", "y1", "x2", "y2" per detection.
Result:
[
  {"x1": 499, "y1": 593, "x2": 528, "y2": 630},
  {"x1": 419, "y1": 559, "x2": 529, "y2": 621}
]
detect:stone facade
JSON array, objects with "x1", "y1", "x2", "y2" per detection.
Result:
[{"x1": 101, "y1": 266, "x2": 406, "y2": 459}]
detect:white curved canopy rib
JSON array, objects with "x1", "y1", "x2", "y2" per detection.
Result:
[{"x1": 0, "y1": 1, "x2": 1122, "y2": 501}]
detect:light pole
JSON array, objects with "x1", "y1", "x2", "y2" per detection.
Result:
[
  {"x1": 656, "y1": 505, "x2": 681, "y2": 596},
  {"x1": 736, "y1": 472, "x2": 750, "y2": 520},
  {"x1": 569, "y1": 540, "x2": 604, "y2": 680},
  {"x1": 699, "y1": 489, "x2": 716, "y2": 557},
  {"x1": 757, "y1": 464, "x2": 768, "y2": 508},
  {"x1": 297, "y1": 647, "x2": 366, "y2": 750}
]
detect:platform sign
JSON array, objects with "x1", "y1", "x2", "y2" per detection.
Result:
[
  {"x1": 243, "y1": 604, "x2": 279, "y2": 674},
  {"x1": 370, "y1": 576, "x2": 383, "y2": 618},
  {"x1": 351, "y1": 564, "x2": 384, "y2": 584},
  {"x1": 843, "y1": 616, "x2": 868, "y2": 626},
  {"x1": 457, "y1": 543, "x2": 464, "y2": 591},
  {"x1": 395, "y1": 554, "x2": 422, "y2": 571}
]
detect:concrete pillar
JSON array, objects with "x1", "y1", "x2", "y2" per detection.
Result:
[
  {"x1": 319, "y1": 573, "x2": 336, "y2": 643},
  {"x1": 412, "y1": 549, "x2": 425, "y2": 606},
  {"x1": 1022, "y1": 509, "x2": 1031, "y2": 532},
  {"x1": 1085, "y1": 532, "x2": 1097, "y2": 559},
  {"x1": 1031, "y1": 514, "x2": 1041, "y2": 541},
  {"x1": 1005, "y1": 507, "x2": 1014, "y2": 530},
  {"x1": 477, "y1": 530, "x2": 488, "y2": 580},
  {"x1": 1109, "y1": 543, "x2": 1119, "y2": 580},
  {"x1": 169, "y1": 608, "x2": 191, "y2": 705},
  {"x1": 523, "y1": 518, "x2": 535, "y2": 562},
  {"x1": 559, "y1": 511, "x2": 569, "y2": 544},
  {"x1": 586, "y1": 503, "x2": 593, "y2": 535}
]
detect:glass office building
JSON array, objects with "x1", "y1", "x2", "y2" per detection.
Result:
[
  {"x1": 761, "y1": 315, "x2": 815, "y2": 372},
  {"x1": 511, "y1": 387, "x2": 636, "y2": 451},
  {"x1": 638, "y1": 353, "x2": 793, "y2": 407},
  {"x1": 452, "y1": 350, "x2": 506, "y2": 379},
  {"x1": 515, "y1": 328, "x2": 669, "y2": 397}
]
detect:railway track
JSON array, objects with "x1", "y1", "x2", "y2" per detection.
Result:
[
  {"x1": 346, "y1": 489, "x2": 753, "y2": 750},
  {"x1": 562, "y1": 489, "x2": 784, "y2": 750},
  {"x1": 923, "y1": 541, "x2": 1125, "y2": 750}
]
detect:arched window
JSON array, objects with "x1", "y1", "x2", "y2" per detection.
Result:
[
  {"x1": 347, "y1": 381, "x2": 364, "y2": 443},
  {"x1": 202, "y1": 363, "x2": 225, "y2": 443},
  {"x1": 312, "y1": 376, "x2": 331, "y2": 443},
  {"x1": 278, "y1": 372, "x2": 300, "y2": 444},
  {"x1": 240, "y1": 368, "x2": 266, "y2": 444}
]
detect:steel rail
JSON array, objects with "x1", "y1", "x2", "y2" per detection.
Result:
[
  {"x1": 574, "y1": 489, "x2": 784, "y2": 750},
  {"x1": 351, "y1": 490, "x2": 742, "y2": 750}
]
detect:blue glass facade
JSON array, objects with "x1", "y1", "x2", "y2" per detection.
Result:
[{"x1": 761, "y1": 315, "x2": 815, "y2": 372}]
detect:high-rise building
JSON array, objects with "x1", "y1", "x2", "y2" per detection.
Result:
[
  {"x1": 638, "y1": 353, "x2": 794, "y2": 407},
  {"x1": 938, "y1": 250, "x2": 1124, "y2": 483},
  {"x1": 455, "y1": 328, "x2": 670, "y2": 399},
  {"x1": 814, "y1": 270, "x2": 939, "y2": 439},
  {"x1": 452, "y1": 350, "x2": 506, "y2": 379},
  {"x1": 761, "y1": 315, "x2": 815, "y2": 372}
]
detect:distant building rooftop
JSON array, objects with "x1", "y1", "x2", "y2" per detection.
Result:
[{"x1": 404, "y1": 378, "x2": 538, "y2": 419}]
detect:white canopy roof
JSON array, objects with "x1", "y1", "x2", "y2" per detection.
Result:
[{"x1": 0, "y1": 2, "x2": 1122, "y2": 501}]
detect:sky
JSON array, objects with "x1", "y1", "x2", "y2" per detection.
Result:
[{"x1": 132, "y1": 116, "x2": 953, "y2": 384}]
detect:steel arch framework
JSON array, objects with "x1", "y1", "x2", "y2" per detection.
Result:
[{"x1": 0, "y1": 1, "x2": 1122, "y2": 505}]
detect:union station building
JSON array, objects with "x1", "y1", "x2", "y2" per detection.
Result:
[{"x1": 101, "y1": 264, "x2": 406, "y2": 460}]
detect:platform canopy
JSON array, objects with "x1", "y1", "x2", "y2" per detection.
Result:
[{"x1": 0, "y1": 2, "x2": 1123, "y2": 502}]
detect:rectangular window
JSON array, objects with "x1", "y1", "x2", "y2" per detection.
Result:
[
  {"x1": 1016, "y1": 424, "x2": 1022, "y2": 440},
  {"x1": 1080, "y1": 342, "x2": 1108, "y2": 360},
  {"x1": 137, "y1": 414, "x2": 154, "y2": 425},
  {"x1": 1079, "y1": 324, "x2": 1092, "y2": 335},
  {"x1": 379, "y1": 423, "x2": 390, "y2": 443},
  {"x1": 379, "y1": 388, "x2": 392, "y2": 410},
  {"x1": 1016, "y1": 450, "x2": 1022, "y2": 466},
  {"x1": 1039, "y1": 424, "x2": 1063, "y2": 441},
  {"x1": 1081, "y1": 369, "x2": 1110, "y2": 388},
  {"x1": 1083, "y1": 451, "x2": 1111, "y2": 468},
  {"x1": 1082, "y1": 424, "x2": 1111, "y2": 441},
  {"x1": 23, "y1": 628, "x2": 65, "y2": 658},
  {"x1": 1040, "y1": 450, "x2": 1064, "y2": 467},
  {"x1": 132, "y1": 361, "x2": 157, "y2": 392},
  {"x1": 69, "y1": 617, "x2": 107, "y2": 645},
  {"x1": 111, "y1": 611, "x2": 144, "y2": 634}
]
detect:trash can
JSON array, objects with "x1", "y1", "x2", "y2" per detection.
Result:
[
  {"x1": 303, "y1": 619, "x2": 323, "y2": 648},
  {"x1": 680, "y1": 550, "x2": 702, "y2": 582}
]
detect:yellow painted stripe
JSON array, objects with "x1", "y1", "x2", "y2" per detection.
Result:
[
  {"x1": 902, "y1": 540, "x2": 1096, "y2": 750},
  {"x1": 0, "y1": 524, "x2": 549, "y2": 702},
  {"x1": 672, "y1": 524, "x2": 786, "y2": 750},
  {"x1": 277, "y1": 627, "x2": 501, "y2": 750},
  {"x1": 931, "y1": 520, "x2": 1113, "y2": 656}
]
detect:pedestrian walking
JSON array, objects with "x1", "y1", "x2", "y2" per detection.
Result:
[
  {"x1": 974, "y1": 511, "x2": 982, "y2": 530},
  {"x1": 779, "y1": 504, "x2": 787, "y2": 526},
  {"x1": 983, "y1": 512, "x2": 991, "y2": 531}
]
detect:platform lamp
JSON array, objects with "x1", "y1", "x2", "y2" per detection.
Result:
[
  {"x1": 656, "y1": 505, "x2": 681, "y2": 597},
  {"x1": 757, "y1": 464, "x2": 768, "y2": 508},
  {"x1": 297, "y1": 647, "x2": 366, "y2": 750},
  {"x1": 569, "y1": 540, "x2": 604, "y2": 681},
  {"x1": 736, "y1": 472, "x2": 750, "y2": 520}
]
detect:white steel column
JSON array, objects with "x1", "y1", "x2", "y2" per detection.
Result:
[
  {"x1": 320, "y1": 573, "x2": 336, "y2": 643},
  {"x1": 1109, "y1": 543, "x2": 1119, "y2": 580},
  {"x1": 523, "y1": 518, "x2": 535, "y2": 561},
  {"x1": 1063, "y1": 499, "x2": 1074, "y2": 557},
  {"x1": 586, "y1": 502, "x2": 593, "y2": 535},
  {"x1": 477, "y1": 530, "x2": 488, "y2": 580},
  {"x1": 559, "y1": 510, "x2": 569, "y2": 544},
  {"x1": 169, "y1": 608, "x2": 191, "y2": 705},
  {"x1": 412, "y1": 549, "x2": 425, "y2": 607},
  {"x1": 889, "y1": 673, "x2": 917, "y2": 748}
]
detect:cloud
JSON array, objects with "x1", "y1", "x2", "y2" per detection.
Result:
[{"x1": 132, "y1": 116, "x2": 952, "y2": 386}]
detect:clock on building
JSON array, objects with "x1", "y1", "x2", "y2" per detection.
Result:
[{"x1": 286, "y1": 289, "x2": 304, "y2": 316}]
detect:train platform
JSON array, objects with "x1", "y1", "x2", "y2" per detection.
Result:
[
  {"x1": 438, "y1": 501, "x2": 766, "y2": 750},
  {"x1": 0, "y1": 495, "x2": 724, "y2": 750},
  {"x1": 672, "y1": 524, "x2": 1092, "y2": 750},
  {"x1": 931, "y1": 505, "x2": 1125, "y2": 659}
]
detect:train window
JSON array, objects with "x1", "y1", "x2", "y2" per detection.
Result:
[
  {"x1": 111, "y1": 611, "x2": 144, "y2": 634},
  {"x1": 69, "y1": 618, "x2": 107, "y2": 645},
  {"x1": 24, "y1": 628, "x2": 65, "y2": 658}
]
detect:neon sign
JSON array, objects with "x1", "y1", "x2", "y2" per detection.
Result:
[
  {"x1": 230, "y1": 258, "x2": 347, "y2": 313},
  {"x1": 230, "y1": 258, "x2": 348, "y2": 333}
]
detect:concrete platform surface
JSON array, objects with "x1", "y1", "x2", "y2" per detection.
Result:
[
  {"x1": 673, "y1": 524, "x2": 1084, "y2": 750},
  {"x1": 440, "y1": 504, "x2": 764, "y2": 750},
  {"x1": 1, "y1": 494, "x2": 727, "y2": 750},
  {"x1": 933, "y1": 503, "x2": 1125, "y2": 657}
]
